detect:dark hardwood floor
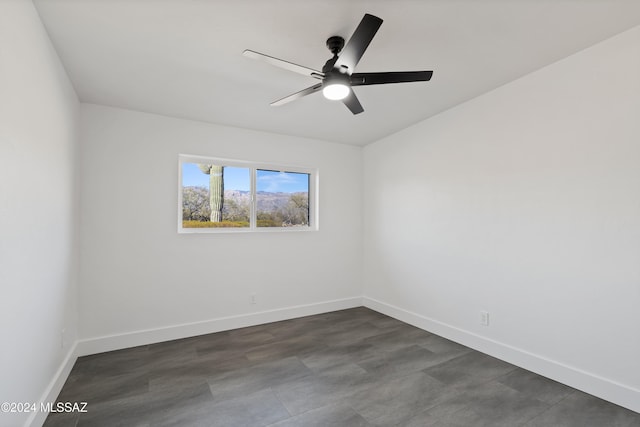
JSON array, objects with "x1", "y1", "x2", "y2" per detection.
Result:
[{"x1": 44, "y1": 307, "x2": 640, "y2": 426}]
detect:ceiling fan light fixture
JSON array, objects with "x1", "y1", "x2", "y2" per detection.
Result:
[{"x1": 322, "y1": 83, "x2": 350, "y2": 100}]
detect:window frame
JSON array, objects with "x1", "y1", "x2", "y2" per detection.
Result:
[{"x1": 178, "y1": 154, "x2": 318, "y2": 233}]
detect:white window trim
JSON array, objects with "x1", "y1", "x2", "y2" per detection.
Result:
[{"x1": 178, "y1": 154, "x2": 319, "y2": 233}]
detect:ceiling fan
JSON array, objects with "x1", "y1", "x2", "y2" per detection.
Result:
[{"x1": 243, "y1": 13, "x2": 433, "y2": 115}]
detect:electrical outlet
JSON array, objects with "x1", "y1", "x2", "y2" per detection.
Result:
[
  {"x1": 250, "y1": 294, "x2": 257, "y2": 305},
  {"x1": 480, "y1": 311, "x2": 490, "y2": 326},
  {"x1": 61, "y1": 328, "x2": 66, "y2": 349}
]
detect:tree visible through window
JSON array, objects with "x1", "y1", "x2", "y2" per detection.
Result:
[{"x1": 179, "y1": 155, "x2": 315, "y2": 232}]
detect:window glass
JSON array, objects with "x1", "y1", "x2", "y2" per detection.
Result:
[
  {"x1": 256, "y1": 170, "x2": 310, "y2": 228},
  {"x1": 181, "y1": 163, "x2": 250, "y2": 228}
]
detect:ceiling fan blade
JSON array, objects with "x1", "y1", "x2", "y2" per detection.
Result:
[
  {"x1": 243, "y1": 50, "x2": 324, "y2": 79},
  {"x1": 342, "y1": 90, "x2": 364, "y2": 115},
  {"x1": 351, "y1": 71, "x2": 433, "y2": 86},
  {"x1": 271, "y1": 83, "x2": 323, "y2": 106},
  {"x1": 335, "y1": 14, "x2": 383, "y2": 74}
]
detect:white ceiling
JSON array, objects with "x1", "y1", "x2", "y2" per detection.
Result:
[{"x1": 34, "y1": 0, "x2": 640, "y2": 146}]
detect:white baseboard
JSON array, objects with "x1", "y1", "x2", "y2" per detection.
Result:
[
  {"x1": 76, "y1": 297, "x2": 363, "y2": 357},
  {"x1": 25, "y1": 342, "x2": 78, "y2": 427},
  {"x1": 363, "y1": 296, "x2": 640, "y2": 414}
]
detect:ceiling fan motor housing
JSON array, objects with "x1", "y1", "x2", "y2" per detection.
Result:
[{"x1": 324, "y1": 71, "x2": 349, "y2": 83}]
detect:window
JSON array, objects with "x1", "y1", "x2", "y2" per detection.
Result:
[{"x1": 178, "y1": 155, "x2": 317, "y2": 232}]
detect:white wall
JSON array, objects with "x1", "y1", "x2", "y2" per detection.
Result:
[
  {"x1": 77, "y1": 104, "x2": 362, "y2": 351},
  {"x1": 0, "y1": 1, "x2": 80, "y2": 426},
  {"x1": 363, "y1": 26, "x2": 640, "y2": 412}
]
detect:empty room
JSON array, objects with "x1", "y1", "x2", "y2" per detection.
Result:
[{"x1": 1, "y1": 0, "x2": 639, "y2": 426}]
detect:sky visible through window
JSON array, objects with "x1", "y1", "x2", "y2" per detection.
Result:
[
  {"x1": 182, "y1": 163, "x2": 308, "y2": 193},
  {"x1": 256, "y1": 169, "x2": 308, "y2": 193}
]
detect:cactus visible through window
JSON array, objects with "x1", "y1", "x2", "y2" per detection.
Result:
[{"x1": 196, "y1": 164, "x2": 224, "y2": 222}]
